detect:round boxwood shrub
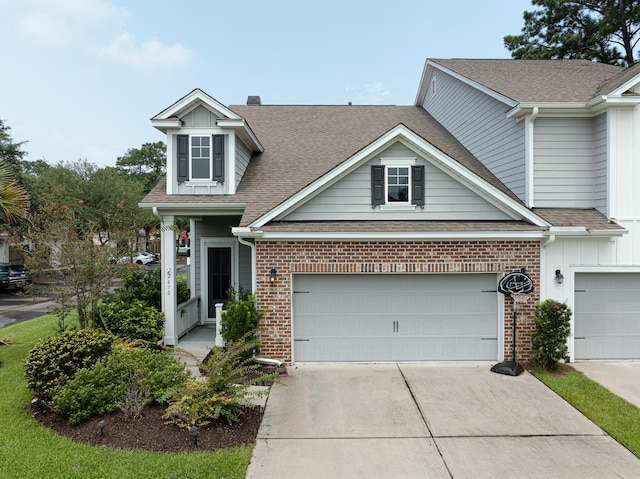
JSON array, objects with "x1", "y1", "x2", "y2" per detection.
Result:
[
  {"x1": 97, "y1": 300, "x2": 165, "y2": 342},
  {"x1": 49, "y1": 346, "x2": 188, "y2": 424},
  {"x1": 24, "y1": 329, "x2": 115, "y2": 399}
]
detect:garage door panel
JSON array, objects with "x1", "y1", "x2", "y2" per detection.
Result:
[
  {"x1": 293, "y1": 274, "x2": 499, "y2": 362},
  {"x1": 295, "y1": 337, "x2": 498, "y2": 362},
  {"x1": 575, "y1": 273, "x2": 640, "y2": 360}
]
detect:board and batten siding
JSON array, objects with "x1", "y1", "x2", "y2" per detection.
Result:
[
  {"x1": 282, "y1": 142, "x2": 512, "y2": 222},
  {"x1": 235, "y1": 139, "x2": 251, "y2": 189},
  {"x1": 180, "y1": 105, "x2": 218, "y2": 127},
  {"x1": 533, "y1": 117, "x2": 596, "y2": 208},
  {"x1": 422, "y1": 69, "x2": 526, "y2": 200},
  {"x1": 593, "y1": 113, "x2": 608, "y2": 214}
]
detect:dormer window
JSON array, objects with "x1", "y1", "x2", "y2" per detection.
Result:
[
  {"x1": 177, "y1": 134, "x2": 225, "y2": 183},
  {"x1": 191, "y1": 136, "x2": 211, "y2": 179}
]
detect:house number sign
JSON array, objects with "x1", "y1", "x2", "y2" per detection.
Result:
[{"x1": 166, "y1": 267, "x2": 172, "y2": 295}]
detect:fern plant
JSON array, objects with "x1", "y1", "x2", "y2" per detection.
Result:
[{"x1": 164, "y1": 335, "x2": 276, "y2": 428}]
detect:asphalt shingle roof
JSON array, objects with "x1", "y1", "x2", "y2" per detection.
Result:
[
  {"x1": 143, "y1": 105, "x2": 520, "y2": 226},
  {"x1": 430, "y1": 59, "x2": 624, "y2": 103}
]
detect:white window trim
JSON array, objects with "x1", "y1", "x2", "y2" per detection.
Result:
[
  {"x1": 190, "y1": 134, "x2": 213, "y2": 181},
  {"x1": 380, "y1": 157, "x2": 416, "y2": 206}
]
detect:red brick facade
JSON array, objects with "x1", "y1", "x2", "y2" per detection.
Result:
[{"x1": 255, "y1": 240, "x2": 540, "y2": 364}]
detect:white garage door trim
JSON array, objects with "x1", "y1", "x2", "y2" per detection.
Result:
[
  {"x1": 574, "y1": 271, "x2": 640, "y2": 360},
  {"x1": 292, "y1": 273, "x2": 501, "y2": 362}
]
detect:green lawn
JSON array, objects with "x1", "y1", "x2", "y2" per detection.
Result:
[
  {"x1": 537, "y1": 369, "x2": 640, "y2": 458},
  {"x1": 0, "y1": 314, "x2": 252, "y2": 479}
]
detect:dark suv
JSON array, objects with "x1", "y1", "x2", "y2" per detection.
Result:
[{"x1": 0, "y1": 264, "x2": 33, "y2": 290}]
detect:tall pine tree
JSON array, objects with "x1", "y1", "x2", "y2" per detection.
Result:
[{"x1": 505, "y1": 0, "x2": 640, "y2": 66}]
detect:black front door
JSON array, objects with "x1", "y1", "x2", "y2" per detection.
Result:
[{"x1": 208, "y1": 247, "x2": 231, "y2": 317}]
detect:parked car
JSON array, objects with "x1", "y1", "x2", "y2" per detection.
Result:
[
  {"x1": 0, "y1": 263, "x2": 33, "y2": 290},
  {"x1": 110, "y1": 252, "x2": 158, "y2": 265},
  {"x1": 178, "y1": 245, "x2": 190, "y2": 255}
]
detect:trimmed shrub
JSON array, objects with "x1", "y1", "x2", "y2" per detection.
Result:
[
  {"x1": 104, "y1": 269, "x2": 189, "y2": 312},
  {"x1": 532, "y1": 299, "x2": 572, "y2": 371},
  {"x1": 220, "y1": 286, "x2": 265, "y2": 357},
  {"x1": 164, "y1": 336, "x2": 275, "y2": 428},
  {"x1": 97, "y1": 300, "x2": 165, "y2": 343},
  {"x1": 176, "y1": 274, "x2": 190, "y2": 305},
  {"x1": 115, "y1": 268, "x2": 162, "y2": 310},
  {"x1": 24, "y1": 329, "x2": 115, "y2": 399},
  {"x1": 49, "y1": 346, "x2": 188, "y2": 424}
]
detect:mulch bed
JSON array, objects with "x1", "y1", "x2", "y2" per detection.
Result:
[{"x1": 31, "y1": 400, "x2": 263, "y2": 452}]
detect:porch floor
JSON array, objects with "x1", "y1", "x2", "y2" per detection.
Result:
[{"x1": 174, "y1": 325, "x2": 216, "y2": 378}]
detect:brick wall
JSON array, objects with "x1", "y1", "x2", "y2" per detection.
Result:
[{"x1": 255, "y1": 240, "x2": 540, "y2": 364}]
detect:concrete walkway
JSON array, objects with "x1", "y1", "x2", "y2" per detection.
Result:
[
  {"x1": 572, "y1": 361, "x2": 640, "y2": 409},
  {"x1": 246, "y1": 363, "x2": 640, "y2": 479}
]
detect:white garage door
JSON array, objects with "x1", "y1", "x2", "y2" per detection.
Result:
[
  {"x1": 575, "y1": 273, "x2": 640, "y2": 360},
  {"x1": 293, "y1": 274, "x2": 499, "y2": 362}
]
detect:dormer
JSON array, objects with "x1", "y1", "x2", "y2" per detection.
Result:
[{"x1": 151, "y1": 89, "x2": 263, "y2": 195}]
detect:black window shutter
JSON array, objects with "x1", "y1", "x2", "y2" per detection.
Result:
[
  {"x1": 371, "y1": 165, "x2": 385, "y2": 207},
  {"x1": 212, "y1": 134, "x2": 225, "y2": 182},
  {"x1": 177, "y1": 135, "x2": 189, "y2": 182},
  {"x1": 412, "y1": 165, "x2": 425, "y2": 208}
]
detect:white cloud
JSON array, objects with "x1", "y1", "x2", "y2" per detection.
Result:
[
  {"x1": 101, "y1": 33, "x2": 194, "y2": 70},
  {"x1": 13, "y1": 0, "x2": 193, "y2": 71},
  {"x1": 15, "y1": 0, "x2": 128, "y2": 46},
  {"x1": 345, "y1": 81, "x2": 391, "y2": 105},
  {"x1": 357, "y1": 82, "x2": 391, "y2": 104}
]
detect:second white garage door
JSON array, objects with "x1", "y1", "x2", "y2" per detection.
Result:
[
  {"x1": 293, "y1": 274, "x2": 499, "y2": 362},
  {"x1": 575, "y1": 273, "x2": 640, "y2": 360}
]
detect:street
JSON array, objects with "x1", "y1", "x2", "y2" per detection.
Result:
[
  {"x1": 0, "y1": 259, "x2": 185, "y2": 329},
  {"x1": 0, "y1": 285, "x2": 62, "y2": 329}
]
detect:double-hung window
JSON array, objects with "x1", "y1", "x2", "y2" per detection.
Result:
[
  {"x1": 177, "y1": 134, "x2": 225, "y2": 183},
  {"x1": 387, "y1": 166, "x2": 410, "y2": 203},
  {"x1": 371, "y1": 158, "x2": 424, "y2": 209},
  {"x1": 191, "y1": 136, "x2": 211, "y2": 179}
]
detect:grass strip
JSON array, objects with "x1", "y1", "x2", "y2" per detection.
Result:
[
  {"x1": 0, "y1": 314, "x2": 252, "y2": 479},
  {"x1": 537, "y1": 370, "x2": 640, "y2": 457}
]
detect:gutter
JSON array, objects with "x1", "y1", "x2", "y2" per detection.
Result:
[{"x1": 542, "y1": 226, "x2": 627, "y2": 247}]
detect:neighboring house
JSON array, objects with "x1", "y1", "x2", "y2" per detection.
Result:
[{"x1": 141, "y1": 58, "x2": 640, "y2": 364}]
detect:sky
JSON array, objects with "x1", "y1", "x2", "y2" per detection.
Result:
[{"x1": 1, "y1": 0, "x2": 533, "y2": 168}]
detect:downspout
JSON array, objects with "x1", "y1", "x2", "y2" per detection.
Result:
[
  {"x1": 526, "y1": 107, "x2": 539, "y2": 208},
  {"x1": 237, "y1": 235, "x2": 256, "y2": 293}
]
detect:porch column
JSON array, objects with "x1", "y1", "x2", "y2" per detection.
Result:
[{"x1": 160, "y1": 215, "x2": 177, "y2": 346}]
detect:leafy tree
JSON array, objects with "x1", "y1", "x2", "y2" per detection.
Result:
[
  {"x1": 116, "y1": 141, "x2": 166, "y2": 193},
  {"x1": 20, "y1": 159, "x2": 154, "y2": 329},
  {"x1": 0, "y1": 159, "x2": 28, "y2": 225},
  {"x1": 0, "y1": 120, "x2": 29, "y2": 226},
  {"x1": 505, "y1": 0, "x2": 640, "y2": 66},
  {"x1": 0, "y1": 119, "x2": 27, "y2": 178}
]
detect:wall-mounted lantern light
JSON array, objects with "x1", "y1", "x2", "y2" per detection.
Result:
[
  {"x1": 269, "y1": 268, "x2": 277, "y2": 283},
  {"x1": 555, "y1": 269, "x2": 564, "y2": 284}
]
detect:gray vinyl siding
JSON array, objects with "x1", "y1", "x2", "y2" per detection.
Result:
[
  {"x1": 533, "y1": 118, "x2": 596, "y2": 208},
  {"x1": 238, "y1": 242, "x2": 252, "y2": 291},
  {"x1": 192, "y1": 216, "x2": 242, "y2": 298},
  {"x1": 423, "y1": 70, "x2": 526, "y2": 200},
  {"x1": 593, "y1": 113, "x2": 608, "y2": 214},
  {"x1": 282, "y1": 142, "x2": 512, "y2": 222},
  {"x1": 235, "y1": 139, "x2": 251, "y2": 189}
]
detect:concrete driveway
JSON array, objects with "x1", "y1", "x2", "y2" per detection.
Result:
[{"x1": 246, "y1": 363, "x2": 640, "y2": 479}]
